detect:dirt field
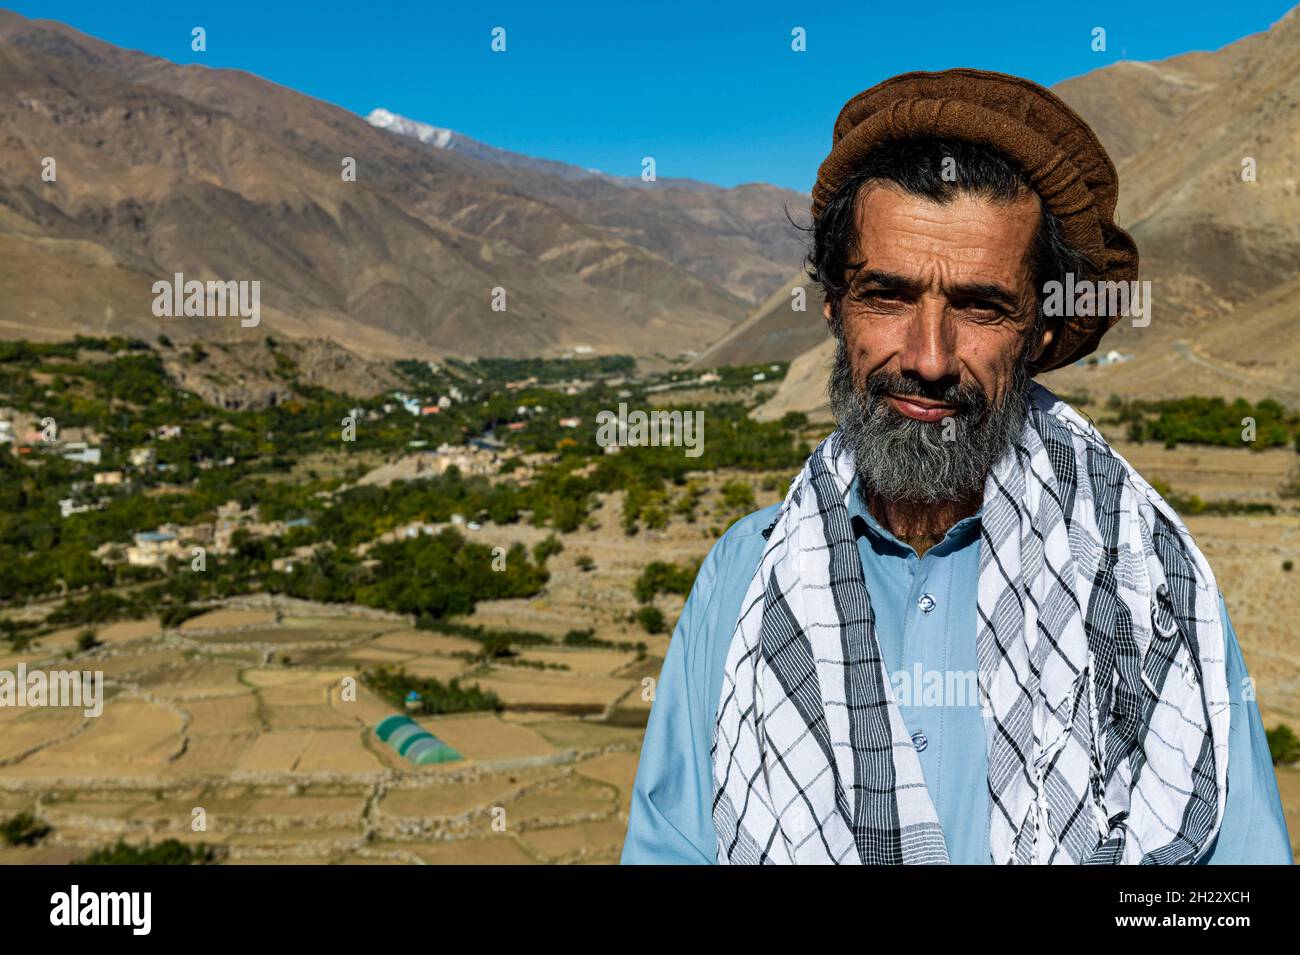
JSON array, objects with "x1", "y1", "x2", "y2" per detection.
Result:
[{"x1": 0, "y1": 594, "x2": 648, "y2": 864}]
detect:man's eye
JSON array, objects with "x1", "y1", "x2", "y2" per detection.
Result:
[
  {"x1": 859, "y1": 289, "x2": 906, "y2": 304},
  {"x1": 959, "y1": 301, "x2": 1005, "y2": 316}
]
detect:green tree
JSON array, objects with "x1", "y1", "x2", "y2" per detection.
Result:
[
  {"x1": 636, "y1": 605, "x2": 666, "y2": 635},
  {"x1": 76, "y1": 838, "x2": 220, "y2": 865},
  {"x1": 0, "y1": 811, "x2": 51, "y2": 847},
  {"x1": 719, "y1": 479, "x2": 756, "y2": 515},
  {"x1": 1268, "y1": 724, "x2": 1300, "y2": 766}
]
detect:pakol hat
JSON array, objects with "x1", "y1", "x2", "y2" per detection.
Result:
[{"x1": 811, "y1": 68, "x2": 1138, "y2": 372}]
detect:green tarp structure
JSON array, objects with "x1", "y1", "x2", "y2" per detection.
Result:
[{"x1": 375, "y1": 714, "x2": 462, "y2": 765}]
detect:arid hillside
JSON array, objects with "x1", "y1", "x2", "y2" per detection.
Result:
[{"x1": 0, "y1": 11, "x2": 809, "y2": 360}]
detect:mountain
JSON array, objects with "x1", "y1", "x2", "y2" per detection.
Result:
[
  {"x1": 691, "y1": 272, "x2": 831, "y2": 369},
  {"x1": 366, "y1": 109, "x2": 810, "y2": 307},
  {"x1": 753, "y1": 7, "x2": 1300, "y2": 416},
  {"x1": 366, "y1": 108, "x2": 719, "y2": 191},
  {"x1": 0, "y1": 11, "x2": 808, "y2": 359},
  {"x1": 752, "y1": 336, "x2": 835, "y2": 423}
]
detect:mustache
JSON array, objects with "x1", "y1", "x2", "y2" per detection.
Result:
[{"x1": 862, "y1": 369, "x2": 989, "y2": 415}]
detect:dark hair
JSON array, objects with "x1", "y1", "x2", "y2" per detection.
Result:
[{"x1": 801, "y1": 136, "x2": 1094, "y2": 370}]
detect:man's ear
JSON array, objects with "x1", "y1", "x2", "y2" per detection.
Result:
[
  {"x1": 1037, "y1": 325, "x2": 1054, "y2": 360},
  {"x1": 1030, "y1": 322, "x2": 1054, "y2": 363},
  {"x1": 822, "y1": 300, "x2": 834, "y2": 324}
]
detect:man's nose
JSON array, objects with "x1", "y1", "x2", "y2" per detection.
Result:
[{"x1": 898, "y1": 297, "x2": 959, "y2": 383}]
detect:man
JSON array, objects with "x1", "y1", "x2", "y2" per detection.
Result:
[{"x1": 621, "y1": 69, "x2": 1291, "y2": 864}]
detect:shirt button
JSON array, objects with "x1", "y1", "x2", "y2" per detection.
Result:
[
  {"x1": 911, "y1": 730, "x2": 928, "y2": 752},
  {"x1": 917, "y1": 593, "x2": 936, "y2": 613}
]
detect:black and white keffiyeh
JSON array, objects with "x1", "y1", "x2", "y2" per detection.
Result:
[{"x1": 711, "y1": 382, "x2": 1230, "y2": 864}]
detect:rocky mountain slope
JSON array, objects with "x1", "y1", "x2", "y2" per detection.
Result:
[{"x1": 0, "y1": 10, "x2": 808, "y2": 360}]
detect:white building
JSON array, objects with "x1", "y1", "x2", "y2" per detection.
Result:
[
  {"x1": 127, "y1": 531, "x2": 182, "y2": 568},
  {"x1": 62, "y1": 444, "x2": 102, "y2": 465},
  {"x1": 59, "y1": 498, "x2": 96, "y2": 519}
]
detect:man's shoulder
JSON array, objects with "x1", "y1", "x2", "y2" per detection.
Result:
[
  {"x1": 720, "y1": 502, "x2": 782, "y2": 546},
  {"x1": 695, "y1": 503, "x2": 780, "y2": 587},
  {"x1": 713, "y1": 502, "x2": 780, "y2": 557},
  {"x1": 674, "y1": 503, "x2": 780, "y2": 686}
]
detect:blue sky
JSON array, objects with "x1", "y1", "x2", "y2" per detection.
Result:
[{"x1": 11, "y1": 0, "x2": 1297, "y2": 191}]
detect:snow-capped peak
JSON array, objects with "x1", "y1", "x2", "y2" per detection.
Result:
[{"x1": 366, "y1": 108, "x2": 455, "y2": 149}]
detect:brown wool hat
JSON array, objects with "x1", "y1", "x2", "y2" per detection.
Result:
[{"x1": 811, "y1": 68, "x2": 1139, "y2": 372}]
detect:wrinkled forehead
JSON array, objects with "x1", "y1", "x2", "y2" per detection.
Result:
[{"x1": 850, "y1": 181, "x2": 1042, "y2": 288}]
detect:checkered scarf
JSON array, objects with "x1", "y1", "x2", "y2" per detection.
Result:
[{"x1": 712, "y1": 382, "x2": 1230, "y2": 864}]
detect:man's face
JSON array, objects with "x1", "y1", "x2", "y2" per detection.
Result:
[{"x1": 825, "y1": 182, "x2": 1052, "y2": 503}]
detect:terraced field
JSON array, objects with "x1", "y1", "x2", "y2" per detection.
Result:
[{"x1": 0, "y1": 605, "x2": 648, "y2": 864}]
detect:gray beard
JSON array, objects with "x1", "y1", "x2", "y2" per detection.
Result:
[{"x1": 827, "y1": 335, "x2": 1032, "y2": 505}]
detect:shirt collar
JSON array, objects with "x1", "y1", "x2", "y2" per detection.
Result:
[{"x1": 846, "y1": 474, "x2": 983, "y2": 556}]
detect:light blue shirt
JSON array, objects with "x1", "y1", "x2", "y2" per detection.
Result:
[{"x1": 622, "y1": 480, "x2": 1293, "y2": 864}]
